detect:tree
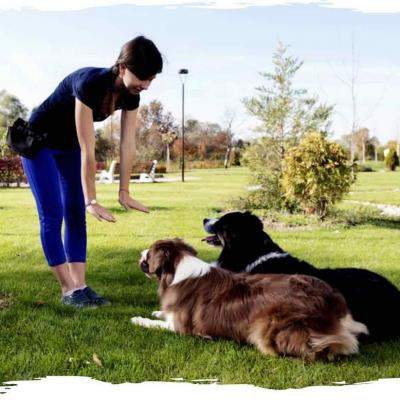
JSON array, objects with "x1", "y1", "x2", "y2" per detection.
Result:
[
  {"x1": 354, "y1": 127, "x2": 369, "y2": 163},
  {"x1": 171, "y1": 119, "x2": 231, "y2": 163},
  {"x1": 243, "y1": 42, "x2": 333, "y2": 169},
  {"x1": 0, "y1": 90, "x2": 28, "y2": 128},
  {"x1": 0, "y1": 90, "x2": 29, "y2": 157},
  {"x1": 367, "y1": 135, "x2": 380, "y2": 162},
  {"x1": 101, "y1": 113, "x2": 120, "y2": 160},
  {"x1": 137, "y1": 100, "x2": 177, "y2": 166},
  {"x1": 161, "y1": 130, "x2": 177, "y2": 171},
  {"x1": 282, "y1": 132, "x2": 353, "y2": 218},
  {"x1": 95, "y1": 128, "x2": 116, "y2": 162},
  {"x1": 241, "y1": 42, "x2": 333, "y2": 210},
  {"x1": 0, "y1": 156, "x2": 24, "y2": 187},
  {"x1": 339, "y1": 129, "x2": 378, "y2": 162},
  {"x1": 331, "y1": 35, "x2": 359, "y2": 166},
  {"x1": 231, "y1": 138, "x2": 247, "y2": 166},
  {"x1": 222, "y1": 107, "x2": 236, "y2": 168}
]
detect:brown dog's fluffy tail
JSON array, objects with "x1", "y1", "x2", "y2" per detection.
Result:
[
  {"x1": 248, "y1": 312, "x2": 368, "y2": 361},
  {"x1": 310, "y1": 314, "x2": 369, "y2": 360}
]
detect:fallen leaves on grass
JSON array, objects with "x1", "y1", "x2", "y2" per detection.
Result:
[
  {"x1": 68, "y1": 354, "x2": 103, "y2": 368},
  {"x1": 33, "y1": 300, "x2": 47, "y2": 307},
  {"x1": 93, "y1": 353, "x2": 103, "y2": 367}
]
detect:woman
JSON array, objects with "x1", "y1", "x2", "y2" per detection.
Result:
[{"x1": 23, "y1": 36, "x2": 163, "y2": 307}]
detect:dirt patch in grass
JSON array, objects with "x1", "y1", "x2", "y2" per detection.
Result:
[
  {"x1": 263, "y1": 220, "x2": 316, "y2": 231},
  {"x1": 0, "y1": 293, "x2": 13, "y2": 310},
  {"x1": 258, "y1": 205, "x2": 386, "y2": 231}
]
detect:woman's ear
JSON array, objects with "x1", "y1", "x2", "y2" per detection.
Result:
[{"x1": 119, "y1": 63, "x2": 127, "y2": 77}]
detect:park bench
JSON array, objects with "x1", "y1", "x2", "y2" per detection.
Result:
[{"x1": 98, "y1": 160, "x2": 162, "y2": 183}]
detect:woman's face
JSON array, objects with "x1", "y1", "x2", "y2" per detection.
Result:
[{"x1": 119, "y1": 65, "x2": 156, "y2": 95}]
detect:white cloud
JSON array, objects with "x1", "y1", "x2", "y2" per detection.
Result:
[
  {"x1": 0, "y1": 1, "x2": 399, "y2": 13},
  {"x1": 323, "y1": 0, "x2": 400, "y2": 14}
]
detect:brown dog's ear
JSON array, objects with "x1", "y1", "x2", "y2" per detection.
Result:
[
  {"x1": 147, "y1": 240, "x2": 176, "y2": 276},
  {"x1": 148, "y1": 248, "x2": 164, "y2": 275},
  {"x1": 147, "y1": 239, "x2": 197, "y2": 277}
]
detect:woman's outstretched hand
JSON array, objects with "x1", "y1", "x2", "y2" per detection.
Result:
[
  {"x1": 86, "y1": 202, "x2": 116, "y2": 222},
  {"x1": 119, "y1": 191, "x2": 149, "y2": 213}
]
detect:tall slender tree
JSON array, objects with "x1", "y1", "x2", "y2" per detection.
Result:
[{"x1": 242, "y1": 43, "x2": 333, "y2": 210}]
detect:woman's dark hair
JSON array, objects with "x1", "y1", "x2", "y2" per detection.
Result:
[{"x1": 112, "y1": 36, "x2": 163, "y2": 80}]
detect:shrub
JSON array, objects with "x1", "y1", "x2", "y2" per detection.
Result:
[
  {"x1": 282, "y1": 132, "x2": 353, "y2": 218},
  {"x1": 245, "y1": 172, "x2": 285, "y2": 211},
  {"x1": 356, "y1": 163, "x2": 375, "y2": 172},
  {"x1": 384, "y1": 149, "x2": 399, "y2": 171},
  {"x1": 0, "y1": 156, "x2": 25, "y2": 187},
  {"x1": 96, "y1": 161, "x2": 107, "y2": 172},
  {"x1": 241, "y1": 138, "x2": 284, "y2": 211},
  {"x1": 186, "y1": 160, "x2": 224, "y2": 169},
  {"x1": 110, "y1": 161, "x2": 167, "y2": 175}
]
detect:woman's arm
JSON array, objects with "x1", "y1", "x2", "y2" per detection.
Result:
[
  {"x1": 119, "y1": 108, "x2": 137, "y2": 194},
  {"x1": 118, "y1": 109, "x2": 149, "y2": 213},
  {"x1": 75, "y1": 98, "x2": 116, "y2": 222}
]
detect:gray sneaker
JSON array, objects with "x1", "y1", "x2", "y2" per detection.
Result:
[
  {"x1": 82, "y1": 286, "x2": 110, "y2": 306},
  {"x1": 61, "y1": 289, "x2": 95, "y2": 308}
]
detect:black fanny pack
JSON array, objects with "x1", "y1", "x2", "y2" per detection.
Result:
[{"x1": 7, "y1": 118, "x2": 48, "y2": 159}]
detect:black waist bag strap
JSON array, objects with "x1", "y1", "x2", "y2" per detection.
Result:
[{"x1": 6, "y1": 118, "x2": 48, "y2": 159}]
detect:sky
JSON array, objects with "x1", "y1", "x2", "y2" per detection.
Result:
[{"x1": 0, "y1": 0, "x2": 399, "y2": 143}]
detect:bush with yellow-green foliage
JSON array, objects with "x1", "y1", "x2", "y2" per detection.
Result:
[
  {"x1": 282, "y1": 132, "x2": 352, "y2": 218},
  {"x1": 384, "y1": 148, "x2": 399, "y2": 171}
]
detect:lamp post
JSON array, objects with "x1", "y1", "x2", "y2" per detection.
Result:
[{"x1": 179, "y1": 68, "x2": 188, "y2": 182}]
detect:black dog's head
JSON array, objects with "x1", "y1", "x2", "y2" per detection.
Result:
[
  {"x1": 203, "y1": 212, "x2": 264, "y2": 246},
  {"x1": 203, "y1": 211, "x2": 281, "y2": 271}
]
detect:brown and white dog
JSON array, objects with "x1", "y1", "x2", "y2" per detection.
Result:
[{"x1": 131, "y1": 239, "x2": 368, "y2": 361}]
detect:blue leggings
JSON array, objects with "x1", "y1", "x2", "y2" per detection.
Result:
[{"x1": 22, "y1": 147, "x2": 87, "y2": 267}]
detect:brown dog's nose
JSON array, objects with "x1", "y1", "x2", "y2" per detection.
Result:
[{"x1": 140, "y1": 260, "x2": 149, "y2": 273}]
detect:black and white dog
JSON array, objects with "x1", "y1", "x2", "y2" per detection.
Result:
[{"x1": 203, "y1": 211, "x2": 400, "y2": 342}]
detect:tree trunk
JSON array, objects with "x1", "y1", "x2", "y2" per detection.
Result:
[
  {"x1": 224, "y1": 146, "x2": 231, "y2": 169},
  {"x1": 362, "y1": 140, "x2": 366, "y2": 163},
  {"x1": 166, "y1": 144, "x2": 170, "y2": 172}
]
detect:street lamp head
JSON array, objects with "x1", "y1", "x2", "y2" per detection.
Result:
[{"x1": 179, "y1": 68, "x2": 189, "y2": 83}]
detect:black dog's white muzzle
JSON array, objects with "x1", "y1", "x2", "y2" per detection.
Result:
[{"x1": 203, "y1": 218, "x2": 218, "y2": 234}]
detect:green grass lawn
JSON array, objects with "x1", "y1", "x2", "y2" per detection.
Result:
[
  {"x1": 1, "y1": 167, "x2": 400, "y2": 388},
  {"x1": 346, "y1": 167, "x2": 400, "y2": 205}
]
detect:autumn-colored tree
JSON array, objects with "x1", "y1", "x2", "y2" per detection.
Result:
[
  {"x1": 137, "y1": 100, "x2": 177, "y2": 166},
  {"x1": 95, "y1": 128, "x2": 116, "y2": 162},
  {"x1": 0, "y1": 90, "x2": 28, "y2": 186}
]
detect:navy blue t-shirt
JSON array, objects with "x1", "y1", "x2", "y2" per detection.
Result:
[{"x1": 29, "y1": 67, "x2": 140, "y2": 149}]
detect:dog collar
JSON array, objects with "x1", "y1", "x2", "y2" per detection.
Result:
[{"x1": 245, "y1": 252, "x2": 288, "y2": 273}]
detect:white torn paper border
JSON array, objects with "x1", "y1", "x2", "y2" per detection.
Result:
[
  {"x1": 0, "y1": 1, "x2": 400, "y2": 14},
  {"x1": 1, "y1": 376, "x2": 400, "y2": 400}
]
